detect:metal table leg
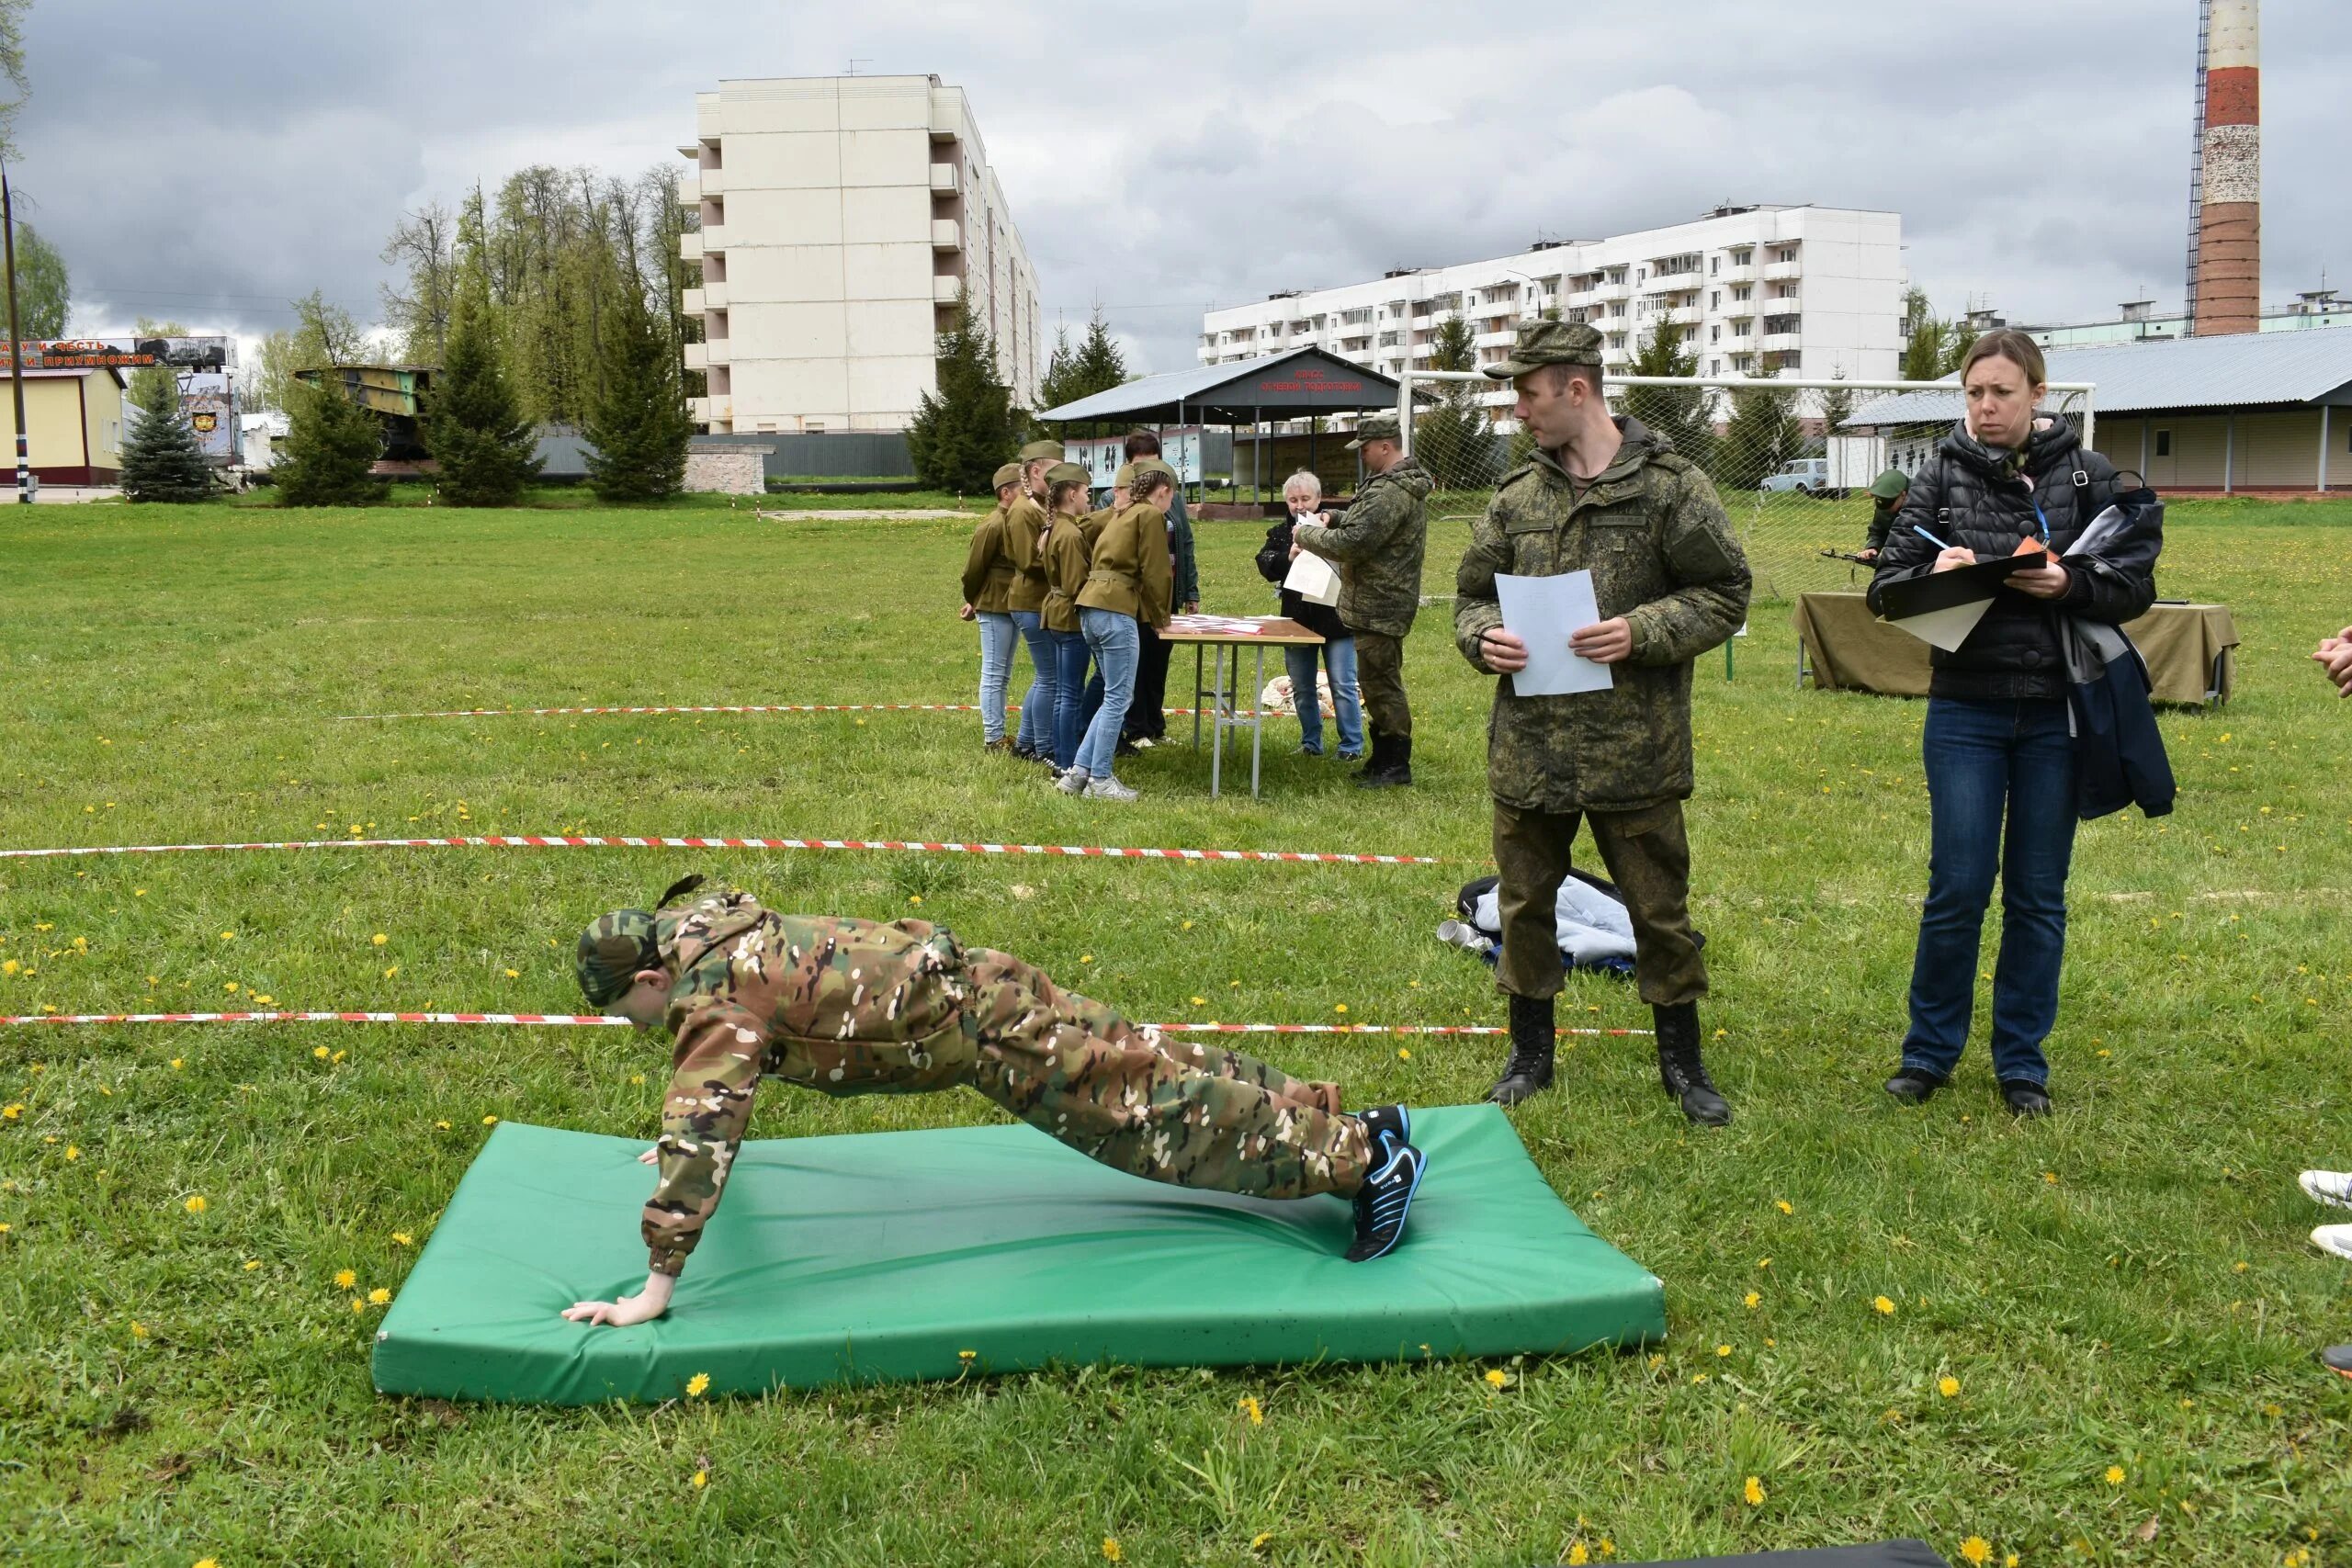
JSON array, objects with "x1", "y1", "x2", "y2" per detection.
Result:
[
  {"x1": 1209, "y1": 643, "x2": 1227, "y2": 799},
  {"x1": 1250, "y1": 644, "x2": 1265, "y2": 798},
  {"x1": 1193, "y1": 644, "x2": 1204, "y2": 748}
]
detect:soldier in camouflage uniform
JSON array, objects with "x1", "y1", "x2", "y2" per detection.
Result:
[
  {"x1": 1292, "y1": 412, "x2": 1434, "y2": 788},
  {"x1": 558, "y1": 879, "x2": 1427, "y2": 1326},
  {"x1": 1453, "y1": 319, "x2": 1751, "y2": 1126}
]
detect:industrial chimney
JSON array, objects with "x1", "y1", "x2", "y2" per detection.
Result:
[{"x1": 2193, "y1": 0, "x2": 2260, "y2": 335}]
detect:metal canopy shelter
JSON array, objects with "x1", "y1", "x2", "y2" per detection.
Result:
[{"x1": 1036, "y1": 349, "x2": 1412, "y2": 502}]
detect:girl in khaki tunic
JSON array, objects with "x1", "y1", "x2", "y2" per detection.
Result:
[
  {"x1": 958, "y1": 464, "x2": 1024, "y2": 749},
  {"x1": 1063, "y1": 467, "x2": 1174, "y2": 801},
  {"x1": 1037, "y1": 463, "x2": 1097, "y2": 776}
]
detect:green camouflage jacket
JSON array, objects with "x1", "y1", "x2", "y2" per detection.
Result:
[
  {"x1": 1453, "y1": 419, "x2": 1751, "y2": 812},
  {"x1": 641, "y1": 888, "x2": 975, "y2": 1276},
  {"x1": 1292, "y1": 458, "x2": 1433, "y2": 638}
]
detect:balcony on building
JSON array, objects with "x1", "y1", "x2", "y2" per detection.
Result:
[
  {"x1": 1759, "y1": 332, "x2": 1802, "y2": 353},
  {"x1": 1723, "y1": 297, "x2": 1757, "y2": 319},
  {"x1": 1714, "y1": 264, "x2": 1755, "y2": 286},
  {"x1": 683, "y1": 343, "x2": 708, "y2": 372},
  {"x1": 1762, "y1": 291, "x2": 1800, "y2": 313},
  {"x1": 1594, "y1": 280, "x2": 1633, "y2": 302},
  {"x1": 704, "y1": 338, "x2": 732, "y2": 367},
  {"x1": 933, "y1": 275, "x2": 964, "y2": 303},
  {"x1": 677, "y1": 174, "x2": 701, "y2": 206},
  {"x1": 933, "y1": 219, "x2": 962, "y2": 251},
  {"x1": 1648, "y1": 269, "x2": 1702, "y2": 293},
  {"x1": 700, "y1": 280, "x2": 729, "y2": 310},
  {"x1": 931, "y1": 162, "x2": 959, "y2": 195},
  {"x1": 681, "y1": 288, "x2": 706, "y2": 316},
  {"x1": 1474, "y1": 328, "x2": 1517, "y2": 347},
  {"x1": 1667, "y1": 305, "x2": 1702, "y2": 326},
  {"x1": 1764, "y1": 259, "x2": 1802, "y2": 282},
  {"x1": 678, "y1": 231, "x2": 704, "y2": 263}
]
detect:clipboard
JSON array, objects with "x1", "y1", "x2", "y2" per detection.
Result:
[{"x1": 1874, "y1": 554, "x2": 2040, "y2": 653}]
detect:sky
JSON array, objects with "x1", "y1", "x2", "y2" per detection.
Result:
[{"x1": 15, "y1": 0, "x2": 2350, "y2": 378}]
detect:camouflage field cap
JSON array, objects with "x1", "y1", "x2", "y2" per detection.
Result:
[
  {"x1": 1017, "y1": 439, "x2": 1065, "y2": 464},
  {"x1": 1045, "y1": 461, "x2": 1091, "y2": 486},
  {"x1": 1345, "y1": 412, "x2": 1402, "y2": 450},
  {"x1": 575, "y1": 909, "x2": 660, "y2": 1007},
  {"x1": 1868, "y1": 468, "x2": 1911, "y2": 500},
  {"x1": 991, "y1": 461, "x2": 1023, "y2": 490},
  {"x1": 1482, "y1": 318, "x2": 1605, "y2": 379}
]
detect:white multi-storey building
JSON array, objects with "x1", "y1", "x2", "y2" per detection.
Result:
[
  {"x1": 1198, "y1": 205, "x2": 1904, "y2": 426},
  {"x1": 678, "y1": 74, "x2": 1041, "y2": 434}
]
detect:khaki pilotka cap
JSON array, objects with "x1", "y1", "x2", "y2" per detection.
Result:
[
  {"x1": 1344, "y1": 412, "x2": 1401, "y2": 451},
  {"x1": 1045, "y1": 461, "x2": 1091, "y2": 486},
  {"x1": 1017, "y1": 439, "x2": 1065, "y2": 463},
  {"x1": 1481, "y1": 317, "x2": 1606, "y2": 379},
  {"x1": 991, "y1": 462, "x2": 1023, "y2": 490},
  {"x1": 1112, "y1": 457, "x2": 1176, "y2": 488}
]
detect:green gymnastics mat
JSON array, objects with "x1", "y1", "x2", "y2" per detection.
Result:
[{"x1": 372, "y1": 1104, "x2": 1665, "y2": 1404}]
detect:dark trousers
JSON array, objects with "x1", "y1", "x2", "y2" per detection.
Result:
[
  {"x1": 1355, "y1": 629, "x2": 1410, "y2": 739},
  {"x1": 1127, "y1": 622, "x2": 1170, "y2": 740},
  {"x1": 1901, "y1": 697, "x2": 2077, "y2": 1089},
  {"x1": 1493, "y1": 799, "x2": 1706, "y2": 1007}
]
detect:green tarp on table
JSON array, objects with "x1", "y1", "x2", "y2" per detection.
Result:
[{"x1": 372, "y1": 1103, "x2": 1665, "y2": 1404}]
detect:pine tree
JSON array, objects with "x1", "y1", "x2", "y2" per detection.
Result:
[
  {"x1": 426, "y1": 287, "x2": 543, "y2": 506},
  {"x1": 907, "y1": 299, "x2": 1020, "y2": 494},
  {"x1": 1035, "y1": 310, "x2": 1127, "y2": 436},
  {"x1": 1817, "y1": 374, "x2": 1857, "y2": 437},
  {"x1": 582, "y1": 288, "x2": 693, "y2": 502},
  {"x1": 276, "y1": 374, "x2": 389, "y2": 506},
  {"x1": 1719, "y1": 384, "x2": 1803, "y2": 491},
  {"x1": 1413, "y1": 314, "x2": 1498, "y2": 490},
  {"x1": 119, "y1": 367, "x2": 214, "y2": 503},
  {"x1": 1619, "y1": 320, "x2": 1714, "y2": 468}
]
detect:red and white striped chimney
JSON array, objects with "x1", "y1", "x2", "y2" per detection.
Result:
[{"x1": 2194, "y1": 0, "x2": 2260, "y2": 335}]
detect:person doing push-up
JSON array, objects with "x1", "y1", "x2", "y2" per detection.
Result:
[{"x1": 560, "y1": 879, "x2": 1427, "y2": 1326}]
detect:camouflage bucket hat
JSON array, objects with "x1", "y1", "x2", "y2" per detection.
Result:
[
  {"x1": 1017, "y1": 438, "x2": 1065, "y2": 464},
  {"x1": 575, "y1": 909, "x2": 659, "y2": 1007},
  {"x1": 1482, "y1": 317, "x2": 1605, "y2": 379},
  {"x1": 991, "y1": 461, "x2": 1023, "y2": 490},
  {"x1": 1868, "y1": 468, "x2": 1911, "y2": 500},
  {"x1": 1345, "y1": 412, "x2": 1401, "y2": 450}
]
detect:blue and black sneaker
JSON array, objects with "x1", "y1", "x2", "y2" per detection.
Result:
[
  {"x1": 1345, "y1": 1140, "x2": 1425, "y2": 1262},
  {"x1": 1356, "y1": 1104, "x2": 1410, "y2": 1158}
]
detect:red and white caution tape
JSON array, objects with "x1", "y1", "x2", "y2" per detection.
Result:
[
  {"x1": 334, "y1": 703, "x2": 1263, "y2": 721},
  {"x1": 0, "y1": 1010, "x2": 1643, "y2": 1036},
  {"x1": 0, "y1": 834, "x2": 1443, "y2": 866}
]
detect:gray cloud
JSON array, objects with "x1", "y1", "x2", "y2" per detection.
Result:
[{"x1": 18, "y1": 0, "x2": 2347, "y2": 374}]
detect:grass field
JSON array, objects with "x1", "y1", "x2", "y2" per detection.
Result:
[{"x1": 1, "y1": 495, "x2": 2347, "y2": 1566}]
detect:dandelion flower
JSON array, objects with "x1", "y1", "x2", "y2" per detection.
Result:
[
  {"x1": 334, "y1": 1269, "x2": 356, "y2": 1289},
  {"x1": 219, "y1": 931, "x2": 235, "y2": 942},
  {"x1": 1250, "y1": 1533, "x2": 1272, "y2": 1552},
  {"x1": 434, "y1": 1120, "x2": 451, "y2": 1131},
  {"x1": 2104, "y1": 1465, "x2": 2125, "y2": 1485},
  {"x1": 691, "y1": 1468, "x2": 707, "y2": 1488},
  {"x1": 63, "y1": 1145, "x2": 78, "y2": 1161},
  {"x1": 391, "y1": 1233, "x2": 413, "y2": 1247},
  {"x1": 1484, "y1": 1368, "x2": 1508, "y2": 1389},
  {"x1": 1333, "y1": 1003, "x2": 1348, "y2": 1015},
  {"x1": 956, "y1": 1349, "x2": 976, "y2": 1363},
  {"x1": 1960, "y1": 1538, "x2": 1990, "y2": 1565},
  {"x1": 185, "y1": 1195, "x2": 208, "y2": 1213},
  {"x1": 131, "y1": 1321, "x2": 149, "y2": 1338},
  {"x1": 1238, "y1": 1394, "x2": 1262, "y2": 1425},
  {"x1": 1774, "y1": 1199, "x2": 1792, "y2": 1215},
  {"x1": 350, "y1": 1297, "x2": 365, "y2": 1314},
  {"x1": 1872, "y1": 1295, "x2": 1895, "y2": 1316},
  {"x1": 313, "y1": 1046, "x2": 330, "y2": 1061},
  {"x1": 368, "y1": 1288, "x2": 390, "y2": 1305},
  {"x1": 685, "y1": 1371, "x2": 711, "y2": 1397},
  {"x1": 1397, "y1": 1048, "x2": 1411, "y2": 1061},
  {"x1": 169, "y1": 1058, "x2": 183, "y2": 1070},
  {"x1": 372, "y1": 934, "x2": 389, "y2": 946},
  {"x1": 253, "y1": 995, "x2": 273, "y2": 1006},
  {"x1": 1743, "y1": 1292, "x2": 1760, "y2": 1310},
  {"x1": 1743, "y1": 1475, "x2": 1765, "y2": 1506},
  {"x1": 1569, "y1": 1547, "x2": 1590, "y2": 1565},
  {"x1": 383, "y1": 965, "x2": 399, "y2": 978},
  {"x1": 1939, "y1": 1375, "x2": 1961, "y2": 1398},
  {"x1": 1, "y1": 1103, "x2": 17, "y2": 1120},
  {"x1": 243, "y1": 1259, "x2": 261, "y2": 1271},
  {"x1": 1102, "y1": 1540, "x2": 1123, "y2": 1562},
  {"x1": 1715, "y1": 1344, "x2": 1731, "y2": 1358},
  {"x1": 482, "y1": 1115, "x2": 499, "y2": 1126}
]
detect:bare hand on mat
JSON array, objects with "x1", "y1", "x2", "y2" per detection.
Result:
[{"x1": 561, "y1": 1270, "x2": 673, "y2": 1327}]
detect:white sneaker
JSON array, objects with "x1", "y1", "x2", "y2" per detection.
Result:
[
  {"x1": 2312, "y1": 1223, "x2": 2352, "y2": 1262},
  {"x1": 1084, "y1": 775, "x2": 1139, "y2": 802},
  {"x1": 1056, "y1": 768, "x2": 1091, "y2": 795},
  {"x1": 2300, "y1": 1170, "x2": 2352, "y2": 1210}
]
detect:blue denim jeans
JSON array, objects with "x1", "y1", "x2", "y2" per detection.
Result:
[
  {"x1": 1048, "y1": 627, "x2": 1091, "y2": 771},
  {"x1": 1284, "y1": 637, "x2": 1363, "y2": 756},
  {"x1": 975, "y1": 611, "x2": 1017, "y2": 743},
  {"x1": 1076, "y1": 608, "x2": 1140, "y2": 779},
  {"x1": 1901, "y1": 696, "x2": 2078, "y2": 1089},
  {"x1": 1009, "y1": 610, "x2": 1054, "y2": 752}
]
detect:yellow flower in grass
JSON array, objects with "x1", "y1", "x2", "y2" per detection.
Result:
[
  {"x1": 481, "y1": 1115, "x2": 499, "y2": 1126},
  {"x1": 1742, "y1": 1475, "x2": 1765, "y2": 1506},
  {"x1": 372, "y1": 933, "x2": 389, "y2": 946},
  {"x1": 1483, "y1": 1368, "x2": 1508, "y2": 1390},
  {"x1": 1333, "y1": 1003, "x2": 1348, "y2": 1015},
  {"x1": 1939, "y1": 1375, "x2": 1961, "y2": 1398},
  {"x1": 313, "y1": 1046, "x2": 330, "y2": 1061},
  {"x1": 350, "y1": 1297, "x2": 365, "y2": 1314},
  {"x1": 691, "y1": 1468, "x2": 707, "y2": 1488},
  {"x1": 391, "y1": 1232, "x2": 413, "y2": 1247},
  {"x1": 1237, "y1": 1394, "x2": 1262, "y2": 1425},
  {"x1": 1569, "y1": 1546, "x2": 1590, "y2": 1565},
  {"x1": 685, "y1": 1371, "x2": 711, "y2": 1397},
  {"x1": 1960, "y1": 1538, "x2": 1990, "y2": 1566},
  {"x1": 185, "y1": 1195, "x2": 207, "y2": 1213},
  {"x1": 1774, "y1": 1199, "x2": 1792, "y2": 1215},
  {"x1": 334, "y1": 1269, "x2": 356, "y2": 1289},
  {"x1": 195, "y1": 1559, "x2": 220, "y2": 1568},
  {"x1": 63, "y1": 1145, "x2": 78, "y2": 1161},
  {"x1": 1872, "y1": 1295, "x2": 1896, "y2": 1316},
  {"x1": 1250, "y1": 1533, "x2": 1272, "y2": 1552},
  {"x1": 1102, "y1": 1539, "x2": 1123, "y2": 1562},
  {"x1": 1714, "y1": 1344, "x2": 1731, "y2": 1358},
  {"x1": 1743, "y1": 1292, "x2": 1760, "y2": 1310},
  {"x1": 243, "y1": 1260, "x2": 261, "y2": 1271},
  {"x1": 131, "y1": 1321, "x2": 149, "y2": 1338},
  {"x1": 368, "y1": 1288, "x2": 390, "y2": 1305},
  {"x1": 2104, "y1": 1464, "x2": 2126, "y2": 1485},
  {"x1": 1397, "y1": 1048, "x2": 1411, "y2": 1061},
  {"x1": 2, "y1": 1103, "x2": 18, "y2": 1120}
]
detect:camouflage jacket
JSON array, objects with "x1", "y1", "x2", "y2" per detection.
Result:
[
  {"x1": 641, "y1": 888, "x2": 976, "y2": 1276},
  {"x1": 1292, "y1": 459, "x2": 1433, "y2": 638},
  {"x1": 1453, "y1": 419, "x2": 1751, "y2": 813}
]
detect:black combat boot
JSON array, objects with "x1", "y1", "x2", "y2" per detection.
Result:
[
  {"x1": 1654, "y1": 1001, "x2": 1731, "y2": 1126},
  {"x1": 1356, "y1": 734, "x2": 1412, "y2": 789},
  {"x1": 1487, "y1": 993, "x2": 1556, "y2": 1106},
  {"x1": 1351, "y1": 730, "x2": 1385, "y2": 781}
]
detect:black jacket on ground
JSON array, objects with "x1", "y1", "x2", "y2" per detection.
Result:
[
  {"x1": 1255, "y1": 513, "x2": 1352, "y2": 642},
  {"x1": 1868, "y1": 418, "x2": 2156, "y2": 702}
]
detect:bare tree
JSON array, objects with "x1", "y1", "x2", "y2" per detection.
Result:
[{"x1": 380, "y1": 200, "x2": 458, "y2": 364}]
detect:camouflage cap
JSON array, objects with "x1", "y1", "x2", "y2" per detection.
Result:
[
  {"x1": 1017, "y1": 439, "x2": 1065, "y2": 464},
  {"x1": 1344, "y1": 412, "x2": 1402, "y2": 450},
  {"x1": 1481, "y1": 317, "x2": 1605, "y2": 379},
  {"x1": 575, "y1": 909, "x2": 659, "y2": 1007},
  {"x1": 991, "y1": 462, "x2": 1023, "y2": 490},
  {"x1": 1868, "y1": 468, "x2": 1911, "y2": 500},
  {"x1": 1045, "y1": 461, "x2": 1091, "y2": 486}
]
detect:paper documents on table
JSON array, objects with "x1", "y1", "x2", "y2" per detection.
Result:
[
  {"x1": 1494, "y1": 571, "x2": 1614, "y2": 696},
  {"x1": 1283, "y1": 549, "x2": 1342, "y2": 606}
]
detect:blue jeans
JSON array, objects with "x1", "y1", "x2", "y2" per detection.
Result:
[
  {"x1": 1010, "y1": 610, "x2": 1054, "y2": 752},
  {"x1": 1284, "y1": 637, "x2": 1363, "y2": 756},
  {"x1": 1901, "y1": 697, "x2": 2078, "y2": 1089},
  {"x1": 1049, "y1": 627, "x2": 1091, "y2": 770},
  {"x1": 975, "y1": 611, "x2": 1017, "y2": 743},
  {"x1": 1076, "y1": 609, "x2": 1140, "y2": 779}
]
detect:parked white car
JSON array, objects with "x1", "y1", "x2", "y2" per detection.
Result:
[{"x1": 1758, "y1": 457, "x2": 1837, "y2": 496}]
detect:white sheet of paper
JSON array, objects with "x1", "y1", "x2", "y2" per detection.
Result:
[
  {"x1": 1891, "y1": 599, "x2": 1994, "y2": 653},
  {"x1": 1283, "y1": 549, "x2": 1341, "y2": 605},
  {"x1": 1494, "y1": 570, "x2": 1614, "y2": 696}
]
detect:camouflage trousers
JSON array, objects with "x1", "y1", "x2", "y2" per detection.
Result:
[
  {"x1": 1354, "y1": 630, "x2": 1411, "y2": 739},
  {"x1": 1493, "y1": 799, "x2": 1708, "y2": 1007},
  {"x1": 957, "y1": 948, "x2": 1371, "y2": 1200}
]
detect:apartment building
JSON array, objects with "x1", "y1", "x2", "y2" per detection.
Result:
[
  {"x1": 678, "y1": 74, "x2": 1042, "y2": 434},
  {"x1": 1198, "y1": 205, "x2": 1904, "y2": 426}
]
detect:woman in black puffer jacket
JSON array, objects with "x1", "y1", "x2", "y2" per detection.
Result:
[{"x1": 1867, "y1": 330, "x2": 2159, "y2": 1117}]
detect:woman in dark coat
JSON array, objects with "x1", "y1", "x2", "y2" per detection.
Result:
[
  {"x1": 1254, "y1": 470, "x2": 1363, "y2": 760},
  {"x1": 1867, "y1": 330, "x2": 2159, "y2": 1116}
]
